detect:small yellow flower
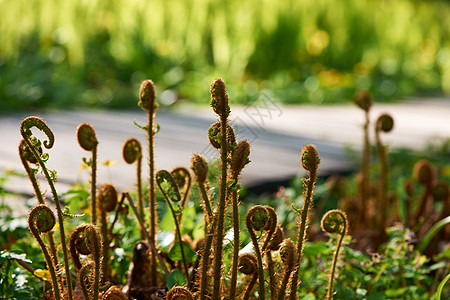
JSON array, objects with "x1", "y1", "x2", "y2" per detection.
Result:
[
  {"x1": 34, "y1": 269, "x2": 52, "y2": 281},
  {"x1": 78, "y1": 161, "x2": 89, "y2": 174},
  {"x1": 102, "y1": 160, "x2": 117, "y2": 167},
  {"x1": 83, "y1": 206, "x2": 92, "y2": 215},
  {"x1": 5, "y1": 167, "x2": 15, "y2": 175}
]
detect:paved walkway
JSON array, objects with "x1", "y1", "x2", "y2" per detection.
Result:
[{"x1": 1, "y1": 97, "x2": 449, "y2": 199}]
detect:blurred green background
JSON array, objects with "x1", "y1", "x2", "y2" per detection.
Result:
[{"x1": 1, "y1": 0, "x2": 450, "y2": 111}]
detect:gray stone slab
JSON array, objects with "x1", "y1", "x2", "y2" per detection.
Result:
[{"x1": 1, "y1": 97, "x2": 449, "y2": 198}]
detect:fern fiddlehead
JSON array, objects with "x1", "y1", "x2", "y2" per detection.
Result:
[
  {"x1": 374, "y1": 113, "x2": 394, "y2": 230},
  {"x1": 246, "y1": 205, "x2": 270, "y2": 299},
  {"x1": 122, "y1": 138, "x2": 144, "y2": 238},
  {"x1": 321, "y1": 209, "x2": 348, "y2": 300},
  {"x1": 19, "y1": 139, "x2": 59, "y2": 266},
  {"x1": 79, "y1": 262, "x2": 95, "y2": 300},
  {"x1": 77, "y1": 123, "x2": 99, "y2": 225},
  {"x1": 102, "y1": 285, "x2": 127, "y2": 300},
  {"x1": 70, "y1": 224, "x2": 103, "y2": 300},
  {"x1": 20, "y1": 116, "x2": 54, "y2": 149},
  {"x1": 207, "y1": 121, "x2": 236, "y2": 150},
  {"x1": 85, "y1": 225, "x2": 103, "y2": 300},
  {"x1": 190, "y1": 154, "x2": 213, "y2": 228},
  {"x1": 28, "y1": 205, "x2": 61, "y2": 300},
  {"x1": 290, "y1": 144, "x2": 320, "y2": 300},
  {"x1": 20, "y1": 116, "x2": 74, "y2": 300},
  {"x1": 261, "y1": 205, "x2": 277, "y2": 252},
  {"x1": 139, "y1": 79, "x2": 159, "y2": 286},
  {"x1": 166, "y1": 286, "x2": 194, "y2": 300},
  {"x1": 209, "y1": 78, "x2": 232, "y2": 300},
  {"x1": 238, "y1": 253, "x2": 258, "y2": 300},
  {"x1": 277, "y1": 238, "x2": 297, "y2": 300},
  {"x1": 69, "y1": 224, "x2": 90, "y2": 271},
  {"x1": 171, "y1": 166, "x2": 192, "y2": 224}
]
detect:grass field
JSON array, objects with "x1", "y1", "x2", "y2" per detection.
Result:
[{"x1": 1, "y1": 0, "x2": 450, "y2": 111}]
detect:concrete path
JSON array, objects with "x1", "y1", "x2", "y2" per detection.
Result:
[{"x1": 1, "y1": 97, "x2": 449, "y2": 199}]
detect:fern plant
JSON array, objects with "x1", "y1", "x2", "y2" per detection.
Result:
[{"x1": 14, "y1": 78, "x2": 375, "y2": 300}]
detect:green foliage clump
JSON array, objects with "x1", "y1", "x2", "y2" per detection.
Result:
[{"x1": 2, "y1": 1, "x2": 450, "y2": 111}]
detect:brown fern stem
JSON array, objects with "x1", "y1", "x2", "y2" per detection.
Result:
[
  {"x1": 28, "y1": 205, "x2": 61, "y2": 300},
  {"x1": 290, "y1": 145, "x2": 319, "y2": 300},
  {"x1": 21, "y1": 117, "x2": 74, "y2": 300},
  {"x1": 210, "y1": 78, "x2": 230, "y2": 299},
  {"x1": 19, "y1": 140, "x2": 59, "y2": 267},
  {"x1": 229, "y1": 176, "x2": 239, "y2": 300}
]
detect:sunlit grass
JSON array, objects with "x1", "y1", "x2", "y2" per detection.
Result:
[{"x1": 1, "y1": 0, "x2": 450, "y2": 110}]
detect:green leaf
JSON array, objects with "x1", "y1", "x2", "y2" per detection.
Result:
[
  {"x1": 303, "y1": 241, "x2": 328, "y2": 256},
  {"x1": 367, "y1": 292, "x2": 385, "y2": 300},
  {"x1": 48, "y1": 169, "x2": 57, "y2": 182},
  {"x1": 385, "y1": 287, "x2": 406, "y2": 297},
  {"x1": 156, "y1": 170, "x2": 181, "y2": 203},
  {"x1": 437, "y1": 273, "x2": 450, "y2": 300},
  {"x1": 168, "y1": 241, "x2": 196, "y2": 263},
  {"x1": 62, "y1": 207, "x2": 85, "y2": 219},
  {"x1": 133, "y1": 118, "x2": 149, "y2": 131},
  {"x1": 159, "y1": 208, "x2": 175, "y2": 233},
  {"x1": 227, "y1": 179, "x2": 236, "y2": 189},
  {"x1": 0, "y1": 252, "x2": 6, "y2": 265},
  {"x1": 179, "y1": 205, "x2": 196, "y2": 234},
  {"x1": 191, "y1": 221, "x2": 205, "y2": 240},
  {"x1": 40, "y1": 153, "x2": 49, "y2": 162},
  {"x1": 434, "y1": 247, "x2": 450, "y2": 261},
  {"x1": 303, "y1": 293, "x2": 317, "y2": 300},
  {"x1": 166, "y1": 269, "x2": 186, "y2": 289},
  {"x1": 14, "y1": 292, "x2": 34, "y2": 300},
  {"x1": 30, "y1": 167, "x2": 38, "y2": 177},
  {"x1": 153, "y1": 123, "x2": 160, "y2": 135},
  {"x1": 418, "y1": 216, "x2": 450, "y2": 252},
  {"x1": 82, "y1": 157, "x2": 92, "y2": 166},
  {"x1": 62, "y1": 183, "x2": 90, "y2": 211},
  {"x1": 291, "y1": 204, "x2": 302, "y2": 216},
  {"x1": 429, "y1": 261, "x2": 447, "y2": 272}
]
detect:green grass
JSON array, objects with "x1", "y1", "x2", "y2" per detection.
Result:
[{"x1": 1, "y1": 0, "x2": 450, "y2": 111}]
